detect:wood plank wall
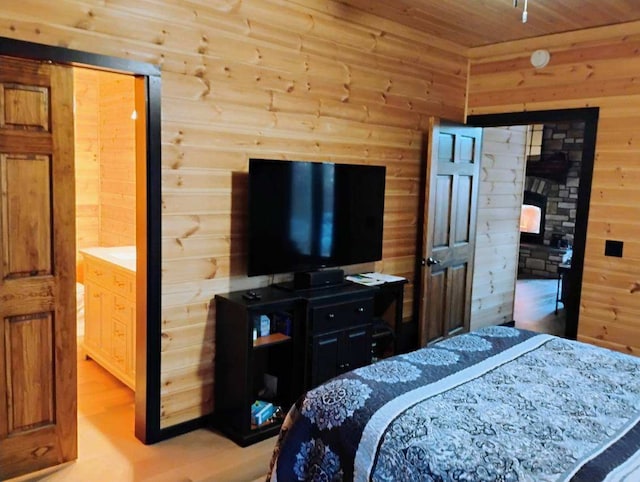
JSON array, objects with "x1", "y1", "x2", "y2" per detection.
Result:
[
  {"x1": 73, "y1": 69, "x2": 100, "y2": 282},
  {"x1": 470, "y1": 126, "x2": 527, "y2": 330},
  {"x1": 98, "y1": 72, "x2": 136, "y2": 247},
  {"x1": 1, "y1": 0, "x2": 467, "y2": 429},
  {"x1": 468, "y1": 21, "x2": 640, "y2": 355}
]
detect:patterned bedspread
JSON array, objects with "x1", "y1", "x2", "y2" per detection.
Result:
[{"x1": 268, "y1": 326, "x2": 640, "y2": 481}]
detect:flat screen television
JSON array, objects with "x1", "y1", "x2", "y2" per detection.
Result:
[{"x1": 247, "y1": 158, "x2": 386, "y2": 277}]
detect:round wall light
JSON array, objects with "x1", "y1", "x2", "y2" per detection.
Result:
[{"x1": 530, "y1": 49, "x2": 551, "y2": 69}]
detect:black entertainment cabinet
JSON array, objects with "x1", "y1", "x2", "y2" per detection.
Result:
[{"x1": 214, "y1": 279, "x2": 405, "y2": 446}]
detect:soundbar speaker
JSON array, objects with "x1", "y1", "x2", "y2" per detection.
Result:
[{"x1": 293, "y1": 269, "x2": 344, "y2": 290}]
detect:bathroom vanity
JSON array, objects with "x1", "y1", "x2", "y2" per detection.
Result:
[{"x1": 80, "y1": 246, "x2": 136, "y2": 390}]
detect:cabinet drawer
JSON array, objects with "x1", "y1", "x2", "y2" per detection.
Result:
[
  {"x1": 311, "y1": 298, "x2": 373, "y2": 333},
  {"x1": 85, "y1": 260, "x2": 111, "y2": 286},
  {"x1": 85, "y1": 260, "x2": 134, "y2": 299},
  {"x1": 112, "y1": 294, "x2": 134, "y2": 323},
  {"x1": 111, "y1": 269, "x2": 134, "y2": 299}
]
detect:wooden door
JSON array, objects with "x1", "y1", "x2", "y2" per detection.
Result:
[
  {"x1": 0, "y1": 55, "x2": 77, "y2": 479},
  {"x1": 419, "y1": 119, "x2": 482, "y2": 345}
]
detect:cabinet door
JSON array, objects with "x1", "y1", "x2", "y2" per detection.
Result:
[
  {"x1": 99, "y1": 293, "x2": 115, "y2": 359},
  {"x1": 311, "y1": 332, "x2": 340, "y2": 387},
  {"x1": 111, "y1": 295, "x2": 136, "y2": 387},
  {"x1": 83, "y1": 284, "x2": 103, "y2": 350},
  {"x1": 111, "y1": 318, "x2": 128, "y2": 373},
  {"x1": 340, "y1": 325, "x2": 372, "y2": 374}
]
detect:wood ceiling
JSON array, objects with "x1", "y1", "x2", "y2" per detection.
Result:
[{"x1": 339, "y1": 0, "x2": 640, "y2": 48}]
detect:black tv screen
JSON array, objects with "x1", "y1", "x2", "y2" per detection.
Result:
[{"x1": 247, "y1": 159, "x2": 386, "y2": 277}]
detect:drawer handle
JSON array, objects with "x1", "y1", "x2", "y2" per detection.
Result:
[
  {"x1": 114, "y1": 280, "x2": 125, "y2": 287},
  {"x1": 94, "y1": 270, "x2": 103, "y2": 276},
  {"x1": 356, "y1": 307, "x2": 365, "y2": 313},
  {"x1": 327, "y1": 313, "x2": 335, "y2": 319}
]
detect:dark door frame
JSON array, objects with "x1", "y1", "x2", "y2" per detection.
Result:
[
  {"x1": 467, "y1": 107, "x2": 599, "y2": 339},
  {"x1": 0, "y1": 37, "x2": 166, "y2": 443}
]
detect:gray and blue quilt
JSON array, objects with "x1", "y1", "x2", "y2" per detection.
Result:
[{"x1": 268, "y1": 326, "x2": 640, "y2": 481}]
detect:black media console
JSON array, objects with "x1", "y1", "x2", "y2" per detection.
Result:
[{"x1": 213, "y1": 278, "x2": 405, "y2": 446}]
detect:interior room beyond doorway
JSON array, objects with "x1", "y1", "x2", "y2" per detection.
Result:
[{"x1": 74, "y1": 66, "x2": 138, "y2": 444}]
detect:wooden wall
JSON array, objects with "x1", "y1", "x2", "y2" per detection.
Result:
[
  {"x1": 470, "y1": 126, "x2": 527, "y2": 330},
  {"x1": 468, "y1": 21, "x2": 640, "y2": 355},
  {"x1": 2, "y1": 0, "x2": 468, "y2": 429},
  {"x1": 73, "y1": 69, "x2": 136, "y2": 281},
  {"x1": 73, "y1": 68, "x2": 100, "y2": 281},
  {"x1": 97, "y1": 72, "x2": 136, "y2": 247}
]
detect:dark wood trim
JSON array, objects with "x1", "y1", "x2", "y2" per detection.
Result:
[
  {"x1": 136, "y1": 74, "x2": 163, "y2": 444},
  {"x1": 0, "y1": 37, "x2": 160, "y2": 76},
  {"x1": 468, "y1": 107, "x2": 599, "y2": 339},
  {"x1": 0, "y1": 36, "x2": 163, "y2": 444},
  {"x1": 158, "y1": 415, "x2": 213, "y2": 441}
]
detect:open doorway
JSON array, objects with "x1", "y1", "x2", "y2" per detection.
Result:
[
  {"x1": 73, "y1": 66, "x2": 139, "y2": 452},
  {"x1": 513, "y1": 121, "x2": 584, "y2": 336},
  {"x1": 468, "y1": 108, "x2": 598, "y2": 340}
]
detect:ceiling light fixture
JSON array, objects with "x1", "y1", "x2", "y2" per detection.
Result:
[{"x1": 514, "y1": 0, "x2": 529, "y2": 23}]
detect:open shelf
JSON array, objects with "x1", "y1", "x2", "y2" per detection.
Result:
[{"x1": 253, "y1": 332, "x2": 291, "y2": 348}]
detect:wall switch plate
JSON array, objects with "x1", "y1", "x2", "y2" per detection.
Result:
[{"x1": 605, "y1": 240, "x2": 623, "y2": 257}]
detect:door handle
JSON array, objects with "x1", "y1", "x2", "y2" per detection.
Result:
[{"x1": 425, "y1": 257, "x2": 441, "y2": 267}]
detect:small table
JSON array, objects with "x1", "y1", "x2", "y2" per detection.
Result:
[{"x1": 556, "y1": 263, "x2": 571, "y2": 314}]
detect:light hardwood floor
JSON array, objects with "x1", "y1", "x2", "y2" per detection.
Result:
[
  {"x1": 514, "y1": 277, "x2": 566, "y2": 337},
  {"x1": 8, "y1": 279, "x2": 561, "y2": 482},
  {"x1": 9, "y1": 351, "x2": 274, "y2": 482}
]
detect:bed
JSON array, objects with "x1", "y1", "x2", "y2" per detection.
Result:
[{"x1": 267, "y1": 326, "x2": 640, "y2": 481}]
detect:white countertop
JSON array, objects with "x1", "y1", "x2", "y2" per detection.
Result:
[{"x1": 79, "y1": 246, "x2": 136, "y2": 272}]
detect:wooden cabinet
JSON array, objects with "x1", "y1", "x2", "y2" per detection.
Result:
[
  {"x1": 214, "y1": 282, "x2": 376, "y2": 446},
  {"x1": 214, "y1": 281, "x2": 410, "y2": 446},
  {"x1": 308, "y1": 297, "x2": 374, "y2": 387},
  {"x1": 81, "y1": 248, "x2": 136, "y2": 390},
  {"x1": 214, "y1": 288, "x2": 304, "y2": 447}
]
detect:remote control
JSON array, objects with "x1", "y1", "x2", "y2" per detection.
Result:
[{"x1": 242, "y1": 290, "x2": 261, "y2": 301}]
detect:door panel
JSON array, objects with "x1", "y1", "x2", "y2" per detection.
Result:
[
  {"x1": 458, "y1": 134, "x2": 475, "y2": 163},
  {"x1": 437, "y1": 132, "x2": 454, "y2": 161},
  {"x1": 426, "y1": 270, "x2": 446, "y2": 343},
  {"x1": 6, "y1": 313, "x2": 54, "y2": 433},
  {"x1": 433, "y1": 176, "x2": 452, "y2": 248},
  {"x1": 454, "y1": 176, "x2": 472, "y2": 243},
  {"x1": 1, "y1": 154, "x2": 52, "y2": 278},
  {"x1": 312, "y1": 333, "x2": 340, "y2": 387},
  {"x1": 0, "y1": 83, "x2": 49, "y2": 131},
  {"x1": 0, "y1": 55, "x2": 77, "y2": 480},
  {"x1": 420, "y1": 119, "x2": 482, "y2": 345},
  {"x1": 448, "y1": 264, "x2": 467, "y2": 334},
  {"x1": 342, "y1": 326, "x2": 372, "y2": 373}
]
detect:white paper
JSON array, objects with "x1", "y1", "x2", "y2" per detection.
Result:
[
  {"x1": 346, "y1": 274, "x2": 385, "y2": 286},
  {"x1": 362, "y1": 272, "x2": 406, "y2": 282}
]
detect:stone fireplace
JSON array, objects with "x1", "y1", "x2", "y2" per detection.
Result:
[{"x1": 518, "y1": 121, "x2": 583, "y2": 278}]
